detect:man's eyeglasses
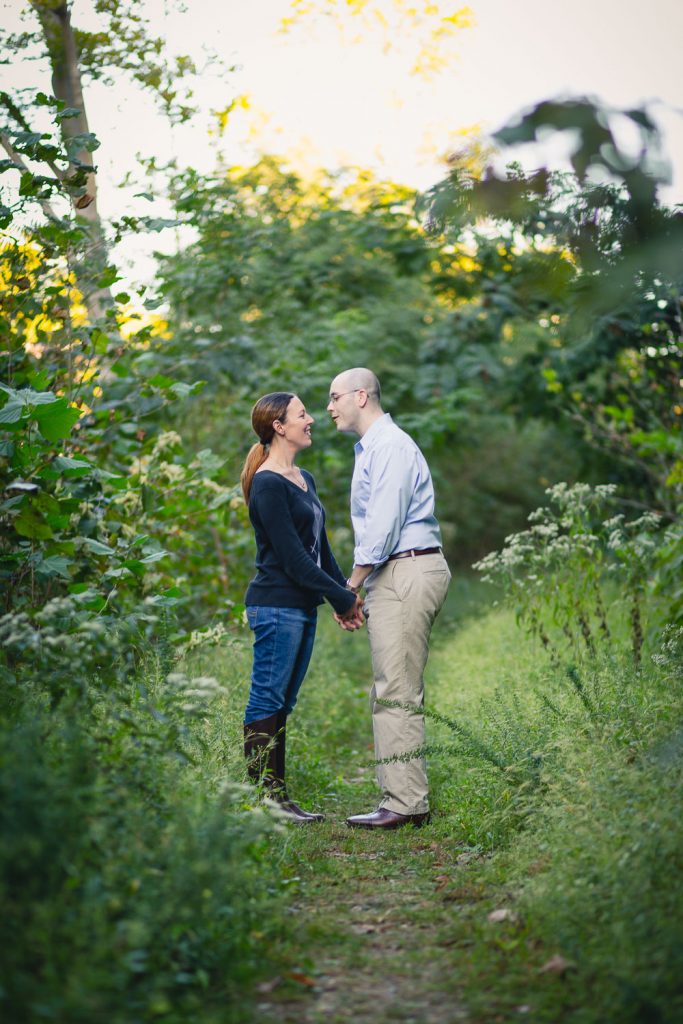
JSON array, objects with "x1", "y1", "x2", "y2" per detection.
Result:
[{"x1": 328, "y1": 389, "x2": 362, "y2": 404}]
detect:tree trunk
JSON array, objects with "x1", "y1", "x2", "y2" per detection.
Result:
[{"x1": 31, "y1": 0, "x2": 111, "y2": 322}]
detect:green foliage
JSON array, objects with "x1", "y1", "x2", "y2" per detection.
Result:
[
  {"x1": 0, "y1": 584, "x2": 286, "y2": 1022},
  {"x1": 149, "y1": 160, "x2": 469, "y2": 559},
  {"x1": 0, "y1": 84, "x2": 287, "y2": 1017},
  {"x1": 422, "y1": 102, "x2": 682, "y2": 602},
  {"x1": 6, "y1": 1, "x2": 214, "y2": 125},
  {"x1": 474, "y1": 482, "x2": 668, "y2": 658},
  {"x1": 0, "y1": 316, "x2": 247, "y2": 623},
  {"x1": 422, "y1": 98, "x2": 683, "y2": 524},
  {"x1": 156, "y1": 161, "x2": 445, "y2": 408},
  {"x1": 377, "y1": 627, "x2": 679, "y2": 851},
  {"x1": 521, "y1": 752, "x2": 683, "y2": 1023},
  {"x1": 150, "y1": 157, "x2": 583, "y2": 566},
  {"x1": 396, "y1": 605, "x2": 683, "y2": 1019},
  {"x1": 0, "y1": 702, "x2": 284, "y2": 1023},
  {"x1": 0, "y1": 37, "x2": 292, "y2": 1017},
  {"x1": 0, "y1": 95, "x2": 253, "y2": 624},
  {"x1": 2, "y1": 44, "x2": 681, "y2": 1022}
]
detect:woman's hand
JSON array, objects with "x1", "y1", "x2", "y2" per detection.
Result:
[{"x1": 334, "y1": 595, "x2": 365, "y2": 631}]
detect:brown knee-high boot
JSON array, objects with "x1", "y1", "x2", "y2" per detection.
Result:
[
  {"x1": 275, "y1": 709, "x2": 324, "y2": 823},
  {"x1": 243, "y1": 712, "x2": 323, "y2": 824},
  {"x1": 243, "y1": 712, "x2": 282, "y2": 792}
]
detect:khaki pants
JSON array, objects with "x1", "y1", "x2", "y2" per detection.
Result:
[{"x1": 364, "y1": 552, "x2": 451, "y2": 815}]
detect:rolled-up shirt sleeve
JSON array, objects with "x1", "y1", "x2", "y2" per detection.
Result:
[{"x1": 352, "y1": 444, "x2": 415, "y2": 565}]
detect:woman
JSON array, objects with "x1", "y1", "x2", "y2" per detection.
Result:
[{"x1": 240, "y1": 392, "x2": 363, "y2": 824}]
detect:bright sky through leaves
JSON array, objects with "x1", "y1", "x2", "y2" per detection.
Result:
[{"x1": 2, "y1": 0, "x2": 682, "y2": 282}]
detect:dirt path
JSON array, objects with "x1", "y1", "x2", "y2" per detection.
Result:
[{"x1": 255, "y1": 819, "x2": 485, "y2": 1024}]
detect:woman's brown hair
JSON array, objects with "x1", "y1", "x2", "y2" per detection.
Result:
[{"x1": 240, "y1": 392, "x2": 294, "y2": 503}]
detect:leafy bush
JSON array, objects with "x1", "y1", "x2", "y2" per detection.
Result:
[
  {"x1": 508, "y1": 631, "x2": 683, "y2": 1023},
  {"x1": 474, "y1": 482, "x2": 667, "y2": 661},
  {"x1": 0, "y1": 716, "x2": 284, "y2": 1023},
  {"x1": 0, "y1": 593, "x2": 286, "y2": 1023}
]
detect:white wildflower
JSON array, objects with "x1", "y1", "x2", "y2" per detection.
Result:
[
  {"x1": 158, "y1": 462, "x2": 185, "y2": 483},
  {"x1": 153, "y1": 431, "x2": 182, "y2": 454}
]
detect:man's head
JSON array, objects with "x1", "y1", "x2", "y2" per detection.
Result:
[{"x1": 327, "y1": 367, "x2": 382, "y2": 436}]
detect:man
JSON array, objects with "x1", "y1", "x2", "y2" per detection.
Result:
[{"x1": 328, "y1": 367, "x2": 451, "y2": 829}]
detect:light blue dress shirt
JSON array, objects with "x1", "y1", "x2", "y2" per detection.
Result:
[{"x1": 351, "y1": 413, "x2": 442, "y2": 566}]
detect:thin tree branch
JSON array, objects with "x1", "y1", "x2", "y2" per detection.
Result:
[{"x1": 0, "y1": 131, "x2": 62, "y2": 223}]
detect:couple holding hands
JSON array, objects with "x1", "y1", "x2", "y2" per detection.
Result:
[{"x1": 241, "y1": 367, "x2": 451, "y2": 830}]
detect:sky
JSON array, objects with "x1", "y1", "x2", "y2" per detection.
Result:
[{"x1": 2, "y1": 0, "x2": 683, "y2": 284}]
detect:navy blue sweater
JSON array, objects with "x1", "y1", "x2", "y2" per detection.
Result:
[{"x1": 244, "y1": 470, "x2": 356, "y2": 615}]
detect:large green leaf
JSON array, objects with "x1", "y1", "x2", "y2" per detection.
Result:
[
  {"x1": 0, "y1": 495, "x2": 27, "y2": 513},
  {"x1": 0, "y1": 387, "x2": 64, "y2": 430},
  {"x1": 53, "y1": 455, "x2": 94, "y2": 477},
  {"x1": 83, "y1": 538, "x2": 116, "y2": 556},
  {"x1": 68, "y1": 585, "x2": 108, "y2": 611},
  {"x1": 148, "y1": 373, "x2": 176, "y2": 389},
  {"x1": 34, "y1": 555, "x2": 72, "y2": 580},
  {"x1": 147, "y1": 587, "x2": 183, "y2": 607},
  {"x1": 170, "y1": 380, "x2": 206, "y2": 399},
  {"x1": 28, "y1": 369, "x2": 51, "y2": 390},
  {"x1": 139, "y1": 550, "x2": 168, "y2": 564},
  {"x1": 97, "y1": 266, "x2": 121, "y2": 288},
  {"x1": 104, "y1": 566, "x2": 133, "y2": 579},
  {"x1": 23, "y1": 389, "x2": 61, "y2": 406},
  {"x1": 34, "y1": 400, "x2": 80, "y2": 441},
  {"x1": 0, "y1": 397, "x2": 25, "y2": 424},
  {"x1": 91, "y1": 328, "x2": 110, "y2": 354},
  {"x1": 14, "y1": 509, "x2": 53, "y2": 540},
  {"x1": 195, "y1": 448, "x2": 226, "y2": 472}
]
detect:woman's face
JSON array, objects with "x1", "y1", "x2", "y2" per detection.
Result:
[{"x1": 277, "y1": 396, "x2": 314, "y2": 451}]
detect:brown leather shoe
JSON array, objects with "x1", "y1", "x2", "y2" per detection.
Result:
[{"x1": 346, "y1": 807, "x2": 430, "y2": 829}]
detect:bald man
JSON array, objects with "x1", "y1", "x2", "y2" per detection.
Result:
[{"x1": 328, "y1": 368, "x2": 451, "y2": 829}]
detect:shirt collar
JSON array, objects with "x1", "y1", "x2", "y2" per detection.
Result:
[{"x1": 354, "y1": 413, "x2": 393, "y2": 454}]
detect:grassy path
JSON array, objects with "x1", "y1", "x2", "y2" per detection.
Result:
[{"x1": 247, "y1": 588, "x2": 544, "y2": 1024}]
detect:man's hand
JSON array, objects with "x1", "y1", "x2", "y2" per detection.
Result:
[{"x1": 334, "y1": 595, "x2": 365, "y2": 631}]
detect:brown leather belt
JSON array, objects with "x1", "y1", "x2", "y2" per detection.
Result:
[{"x1": 387, "y1": 547, "x2": 442, "y2": 561}]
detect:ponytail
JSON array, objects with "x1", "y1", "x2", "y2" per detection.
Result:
[{"x1": 241, "y1": 442, "x2": 268, "y2": 504}]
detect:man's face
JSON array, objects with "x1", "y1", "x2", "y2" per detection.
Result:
[{"x1": 327, "y1": 377, "x2": 360, "y2": 434}]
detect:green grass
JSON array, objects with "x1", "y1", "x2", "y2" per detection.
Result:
[{"x1": 198, "y1": 588, "x2": 683, "y2": 1023}]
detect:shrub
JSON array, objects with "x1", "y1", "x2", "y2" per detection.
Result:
[{"x1": 0, "y1": 598, "x2": 286, "y2": 1023}]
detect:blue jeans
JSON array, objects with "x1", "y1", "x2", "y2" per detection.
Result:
[{"x1": 244, "y1": 606, "x2": 318, "y2": 724}]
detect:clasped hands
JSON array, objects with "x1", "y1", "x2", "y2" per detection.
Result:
[{"x1": 334, "y1": 594, "x2": 365, "y2": 632}]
